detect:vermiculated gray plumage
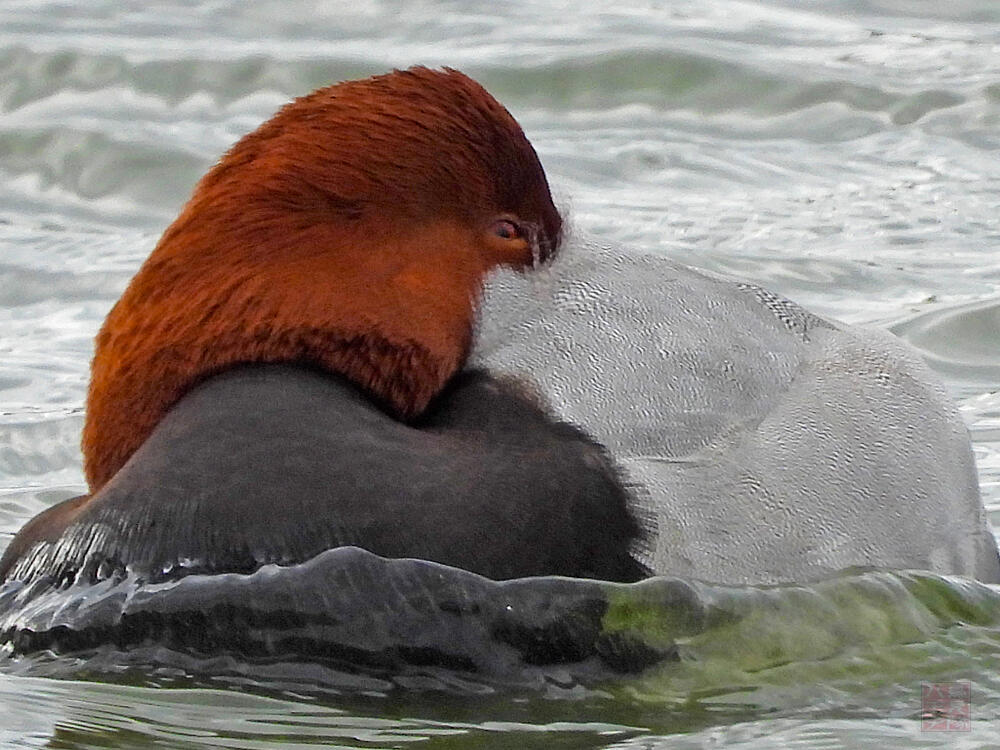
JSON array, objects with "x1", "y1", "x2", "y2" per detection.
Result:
[{"x1": 472, "y1": 241, "x2": 1000, "y2": 585}]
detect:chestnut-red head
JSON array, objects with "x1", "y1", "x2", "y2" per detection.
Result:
[{"x1": 83, "y1": 67, "x2": 562, "y2": 491}]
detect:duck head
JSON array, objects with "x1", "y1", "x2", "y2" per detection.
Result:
[{"x1": 83, "y1": 67, "x2": 562, "y2": 491}]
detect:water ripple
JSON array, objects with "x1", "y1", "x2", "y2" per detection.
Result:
[{"x1": 892, "y1": 297, "x2": 1000, "y2": 387}]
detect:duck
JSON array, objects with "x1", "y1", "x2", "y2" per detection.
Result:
[{"x1": 1, "y1": 67, "x2": 997, "y2": 601}]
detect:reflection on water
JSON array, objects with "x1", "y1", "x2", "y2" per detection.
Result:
[{"x1": 1, "y1": 0, "x2": 999, "y2": 747}]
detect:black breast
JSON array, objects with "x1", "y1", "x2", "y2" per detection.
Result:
[{"x1": 0, "y1": 364, "x2": 647, "y2": 587}]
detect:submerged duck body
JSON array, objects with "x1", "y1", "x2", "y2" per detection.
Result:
[{"x1": 474, "y1": 244, "x2": 1000, "y2": 584}]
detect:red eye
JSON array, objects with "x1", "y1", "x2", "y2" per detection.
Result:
[{"x1": 491, "y1": 219, "x2": 521, "y2": 240}]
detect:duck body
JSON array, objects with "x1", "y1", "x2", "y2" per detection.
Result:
[
  {"x1": 1, "y1": 67, "x2": 997, "y2": 674},
  {"x1": 473, "y1": 242, "x2": 1000, "y2": 584}
]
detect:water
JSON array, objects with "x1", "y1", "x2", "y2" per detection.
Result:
[{"x1": 1, "y1": 0, "x2": 999, "y2": 746}]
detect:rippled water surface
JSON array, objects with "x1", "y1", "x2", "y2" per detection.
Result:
[{"x1": 1, "y1": 1, "x2": 999, "y2": 747}]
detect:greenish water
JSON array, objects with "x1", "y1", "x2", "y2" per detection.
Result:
[
  {"x1": 2, "y1": 565, "x2": 1000, "y2": 747},
  {"x1": 1, "y1": 0, "x2": 999, "y2": 746}
]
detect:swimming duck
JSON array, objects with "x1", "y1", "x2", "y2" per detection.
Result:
[{"x1": 1, "y1": 67, "x2": 996, "y2": 597}]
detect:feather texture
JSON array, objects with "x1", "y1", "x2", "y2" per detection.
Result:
[{"x1": 472, "y1": 241, "x2": 1000, "y2": 584}]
